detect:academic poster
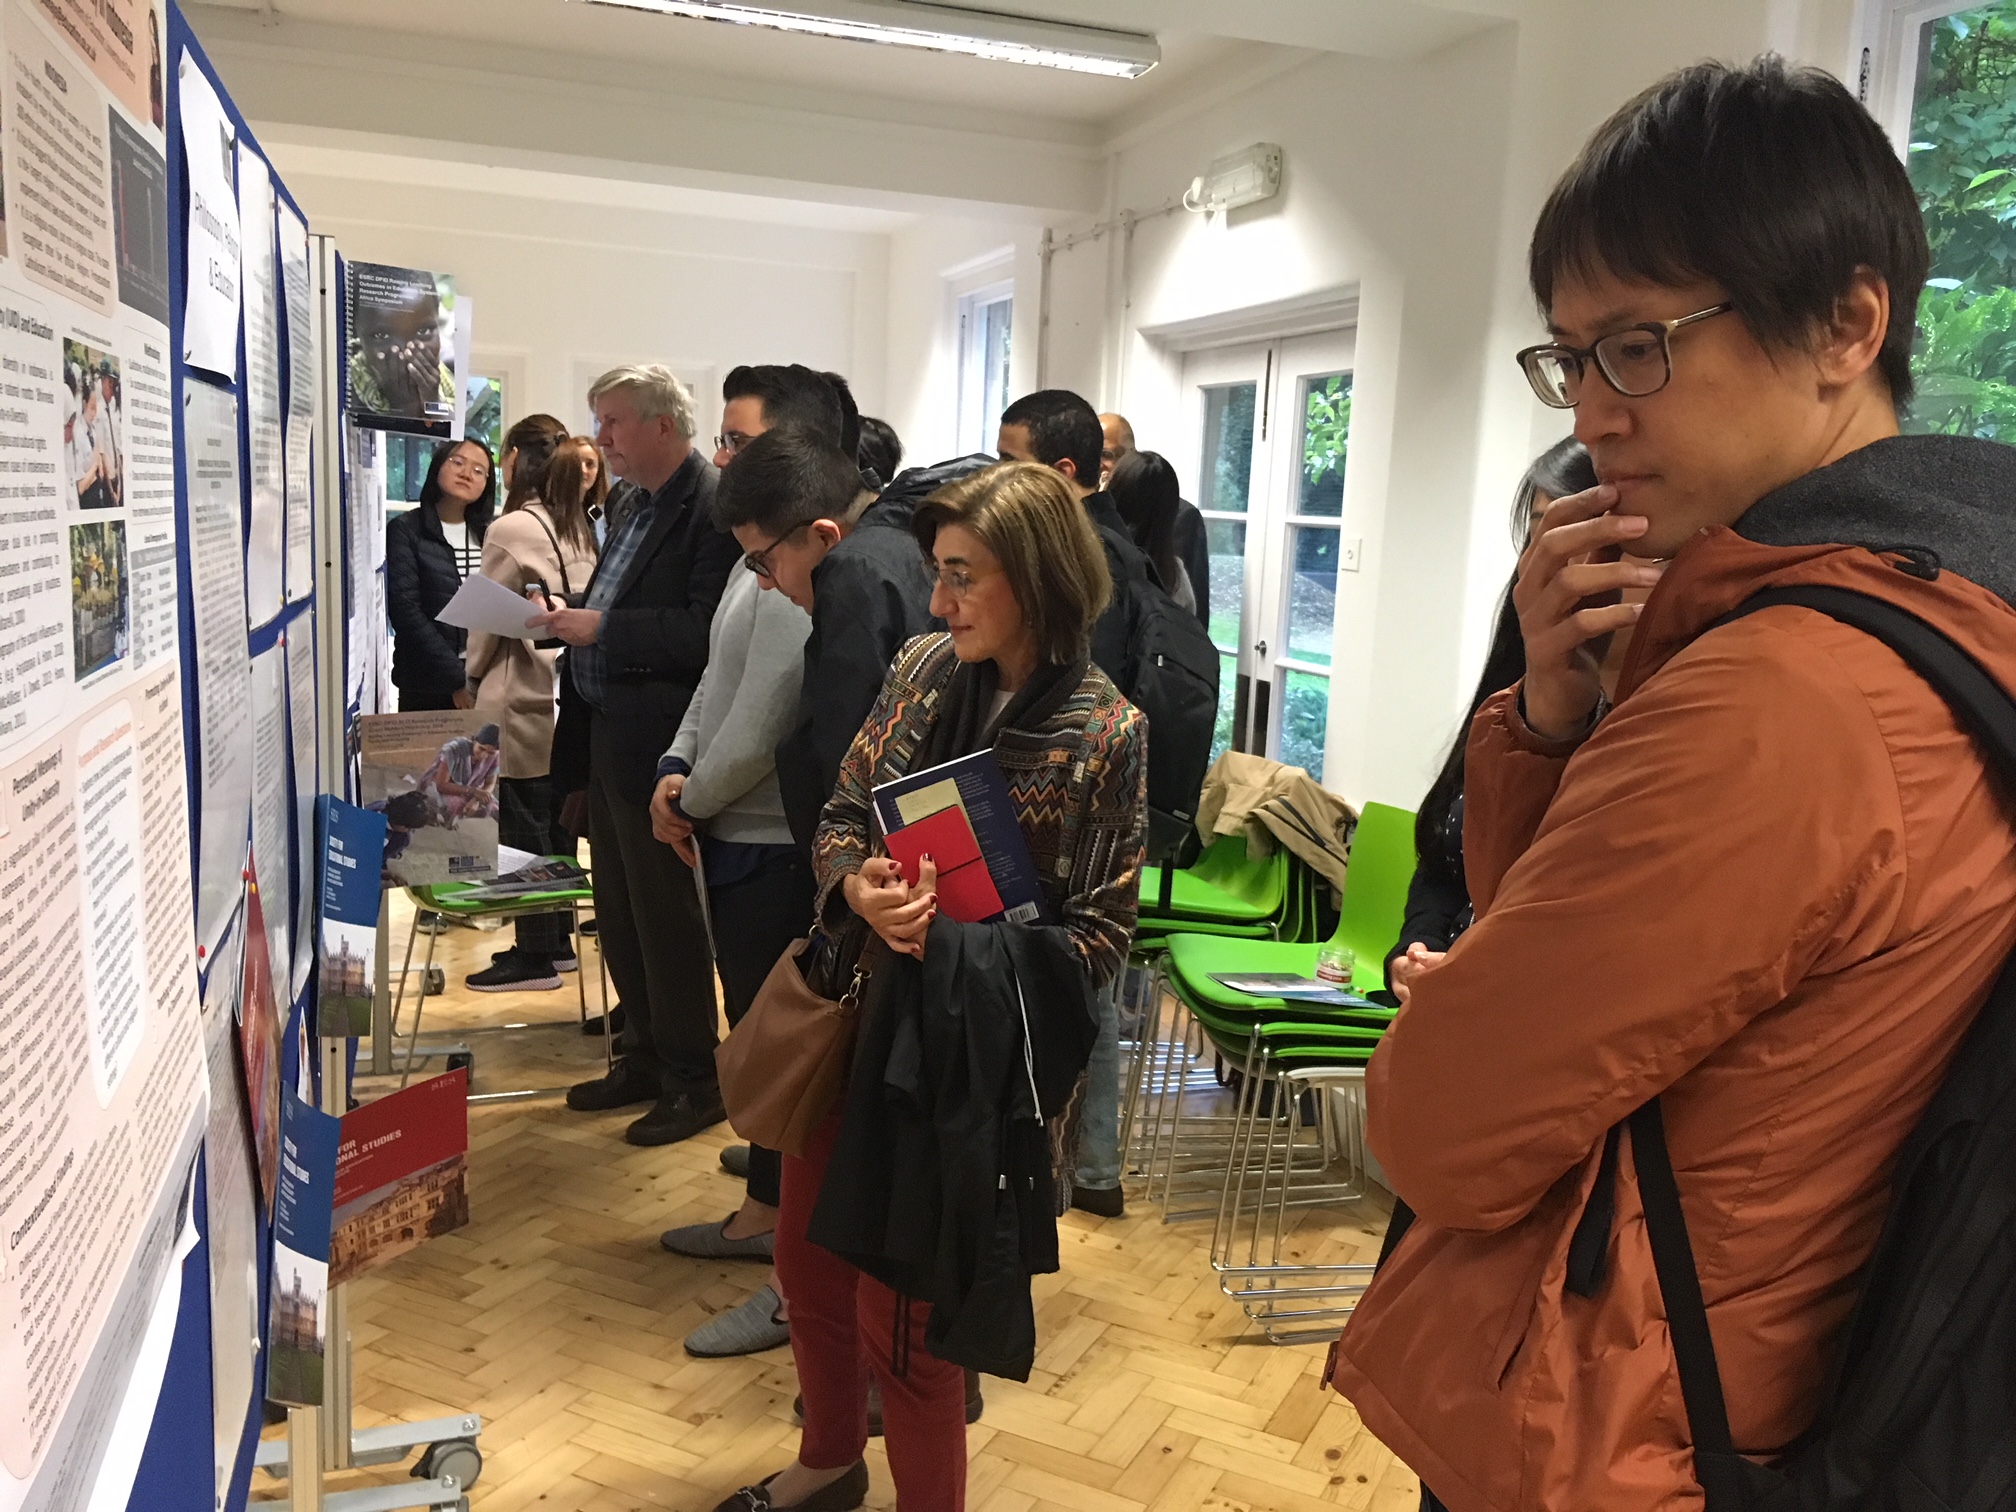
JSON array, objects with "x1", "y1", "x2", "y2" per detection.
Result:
[
  {"x1": 343, "y1": 260, "x2": 458, "y2": 437},
  {"x1": 0, "y1": 5, "x2": 206, "y2": 1507},
  {"x1": 357, "y1": 710, "x2": 499, "y2": 886}
]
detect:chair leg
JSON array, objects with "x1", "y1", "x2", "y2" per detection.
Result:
[{"x1": 398, "y1": 924, "x2": 441, "y2": 1090}]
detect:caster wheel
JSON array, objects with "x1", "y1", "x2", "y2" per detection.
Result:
[
  {"x1": 423, "y1": 964, "x2": 446, "y2": 996},
  {"x1": 446, "y1": 1050, "x2": 474, "y2": 1076},
  {"x1": 414, "y1": 1437, "x2": 482, "y2": 1489}
]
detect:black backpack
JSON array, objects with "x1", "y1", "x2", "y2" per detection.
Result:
[
  {"x1": 1568, "y1": 584, "x2": 2016, "y2": 1512},
  {"x1": 1094, "y1": 524, "x2": 1219, "y2": 858}
]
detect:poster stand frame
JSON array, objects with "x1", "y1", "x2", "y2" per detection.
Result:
[{"x1": 238, "y1": 238, "x2": 483, "y2": 1512}]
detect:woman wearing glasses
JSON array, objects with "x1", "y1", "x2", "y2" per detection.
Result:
[{"x1": 716, "y1": 460, "x2": 1147, "y2": 1512}]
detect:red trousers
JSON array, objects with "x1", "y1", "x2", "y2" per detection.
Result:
[{"x1": 775, "y1": 1109, "x2": 968, "y2": 1511}]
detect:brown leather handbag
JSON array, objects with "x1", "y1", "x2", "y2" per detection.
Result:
[{"x1": 715, "y1": 926, "x2": 880, "y2": 1157}]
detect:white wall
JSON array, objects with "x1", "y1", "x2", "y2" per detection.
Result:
[
  {"x1": 1012, "y1": 0, "x2": 1863, "y2": 812},
  {"x1": 272, "y1": 169, "x2": 896, "y2": 446}
]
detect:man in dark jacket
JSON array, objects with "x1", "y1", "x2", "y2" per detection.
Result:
[
  {"x1": 713, "y1": 429, "x2": 992, "y2": 854},
  {"x1": 536, "y1": 364, "x2": 740, "y2": 1146}
]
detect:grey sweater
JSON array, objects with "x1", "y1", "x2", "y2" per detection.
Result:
[{"x1": 665, "y1": 570, "x2": 812, "y2": 845}]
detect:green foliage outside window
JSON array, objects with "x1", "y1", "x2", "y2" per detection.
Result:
[{"x1": 1908, "y1": 4, "x2": 2016, "y2": 439}]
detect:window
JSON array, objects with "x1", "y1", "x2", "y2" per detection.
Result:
[
  {"x1": 1873, "y1": 2, "x2": 2016, "y2": 439},
  {"x1": 956, "y1": 284, "x2": 1013, "y2": 456},
  {"x1": 1182, "y1": 331, "x2": 1355, "y2": 784},
  {"x1": 1905, "y1": 3, "x2": 2016, "y2": 439}
]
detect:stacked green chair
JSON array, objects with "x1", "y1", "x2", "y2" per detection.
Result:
[
  {"x1": 1141, "y1": 802, "x2": 1419, "y2": 1341},
  {"x1": 1121, "y1": 833, "x2": 1317, "y2": 1177}
]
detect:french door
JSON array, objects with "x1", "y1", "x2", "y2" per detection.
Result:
[{"x1": 1182, "y1": 330, "x2": 1354, "y2": 783}]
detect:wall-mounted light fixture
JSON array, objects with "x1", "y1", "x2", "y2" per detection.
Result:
[
  {"x1": 1183, "y1": 143, "x2": 1283, "y2": 214},
  {"x1": 574, "y1": 0, "x2": 1159, "y2": 78}
]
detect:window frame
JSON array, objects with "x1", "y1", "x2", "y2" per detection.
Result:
[{"x1": 955, "y1": 280, "x2": 1014, "y2": 457}]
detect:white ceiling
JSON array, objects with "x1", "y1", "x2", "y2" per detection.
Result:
[{"x1": 189, "y1": 0, "x2": 1509, "y2": 131}]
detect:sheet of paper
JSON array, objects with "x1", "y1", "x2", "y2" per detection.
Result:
[
  {"x1": 200, "y1": 926, "x2": 257, "y2": 1512},
  {"x1": 286, "y1": 624, "x2": 318, "y2": 997},
  {"x1": 184, "y1": 380, "x2": 252, "y2": 961},
  {"x1": 175, "y1": 51, "x2": 239, "y2": 380},
  {"x1": 278, "y1": 207, "x2": 314, "y2": 607},
  {"x1": 434, "y1": 571, "x2": 542, "y2": 638},
  {"x1": 238, "y1": 150, "x2": 283, "y2": 629},
  {"x1": 250, "y1": 642, "x2": 290, "y2": 989}
]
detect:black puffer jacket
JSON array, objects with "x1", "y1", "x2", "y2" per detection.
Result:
[
  {"x1": 774, "y1": 454, "x2": 992, "y2": 853},
  {"x1": 387, "y1": 499, "x2": 491, "y2": 696}
]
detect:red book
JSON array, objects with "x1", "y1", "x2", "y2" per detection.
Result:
[{"x1": 882, "y1": 804, "x2": 1005, "y2": 923}]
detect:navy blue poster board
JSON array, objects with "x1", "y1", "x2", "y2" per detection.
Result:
[{"x1": 130, "y1": 11, "x2": 331, "y2": 1509}]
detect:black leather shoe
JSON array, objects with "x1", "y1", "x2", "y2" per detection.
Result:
[
  {"x1": 564, "y1": 1058, "x2": 657, "y2": 1112},
  {"x1": 626, "y1": 1087, "x2": 727, "y2": 1147},
  {"x1": 793, "y1": 1369, "x2": 984, "y2": 1436},
  {"x1": 713, "y1": 1459, "x2": 868, "y2": 1512},
  {"x1": 581, "y1": 1002, "x2": 627, "y2": 1038}
]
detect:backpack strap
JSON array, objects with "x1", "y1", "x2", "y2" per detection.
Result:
[{"x1": 523, "y1": 504, "x2": 576, "y2": 600}]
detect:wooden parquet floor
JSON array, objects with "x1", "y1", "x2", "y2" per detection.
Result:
[{"x1": 258, "y1": 891, "x2": 1418, "y2": 1512}]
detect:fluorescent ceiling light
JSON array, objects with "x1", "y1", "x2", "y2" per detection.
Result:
[{"x1": 575, "y1": 0, "x2": 1159, "y2": 78}]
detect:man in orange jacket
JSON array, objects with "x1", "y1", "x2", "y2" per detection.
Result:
[{"x1": 1331, "y1": 56, "x2": 2016, "y2": 1512}]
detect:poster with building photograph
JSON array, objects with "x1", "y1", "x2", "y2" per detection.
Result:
[
  {"x1": 0, "y1": 1, "x2": 206, "y2": 1504},
  {"x1": 264, "y1": 1090, "x2": 339, "y2": 1408},
  {"x1": 357, "y1": 710, "x2": 499, "y2": 886},
  {"x1": 344, "y1": 260, "x2": 459, "y2": 437},
  {"x1": 330, "y1": 1069, "x2": 469, "y2": 1287},
  {"x1": 315, "y1": 796, "x2": 386, "y2": 1038}
]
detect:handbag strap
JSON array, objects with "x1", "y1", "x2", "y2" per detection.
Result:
[{"x1": 524, "y1": 504, "x2": 575, "y2": 599}]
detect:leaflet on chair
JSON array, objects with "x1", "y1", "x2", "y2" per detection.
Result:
[{"x1": 872, "y1": 749, "x2": 1049, "y2": 925}]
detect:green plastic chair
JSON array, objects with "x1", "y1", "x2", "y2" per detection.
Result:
[
  {"x1": 1139, "y1": 833, "x2": 1292, "y2": 927},
  {"x1": 1161, "y1": 801, "x2": 1417, "y2": 999}
]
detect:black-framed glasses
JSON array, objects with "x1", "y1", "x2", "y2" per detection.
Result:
[
  {"x1": 1516, "y1": 303, "x2": 1734, "y2": 409},
  {"x1": 741, "y1": 524, "x2": 803, "y2": 579}
]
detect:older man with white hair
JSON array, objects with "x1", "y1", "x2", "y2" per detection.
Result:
[{"x1": 537, "y1": 365, "x2": 741, "y2": 1147}]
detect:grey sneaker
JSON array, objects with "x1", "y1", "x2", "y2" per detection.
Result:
[
  {"x1": 685, "y1": 1284, "x2": 789, "y2": 1358},
  {"x1": 660, "y1": 1217, "x2": 775, "y2": 1261}
]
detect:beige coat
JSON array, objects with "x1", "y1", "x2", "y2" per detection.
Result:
[
  {"x1": 1193, "y1": 749, "x2": 1355, "y2": 895},
  {"x1": 464, "y1": 503, "x2": 598, "y2": 779}
]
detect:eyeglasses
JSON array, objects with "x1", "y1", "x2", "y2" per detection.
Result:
[
  {"x1": 715, "y1": 431, "x2": 756, "y2": 457},
  {"x1": 741, "y1": 525, "x2": 803, "y2": 579},
  {"x1": 1516, "y1": 303, "x2": 1734, "y2": 409},
  {"x1": 919, "y1": 559, "x2": 999, "y2": 598}
]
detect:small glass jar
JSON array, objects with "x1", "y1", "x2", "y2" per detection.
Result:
[{"x1": 1315, "y1": 943, "x2": 1354, "y2": 989}]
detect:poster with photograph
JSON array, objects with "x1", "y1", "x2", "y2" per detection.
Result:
[
  {"x1": 344, "y1": 261, "x2": 458, "y2": 436},
  {"x1": 0, "y1": 4, "x2": 204, "y2": 1507},
  {"x1": 265, "y1": 1091, "x2": 338, "y2": 1408},
  {"x1": 63, "y1": 338, "x2": 124, "y2": 513},
  {"x1": 358, "y1": 710, "x2": 498, "y2": 886},
  {"x1": 109, "y1": 111, "x2": 169, "y2": 326},
  {"x1": 330, "y1": 1069, "x2": 469, "y2": 1287},
  {"x1": 316, "y1": 796, "x2": 385, "y2": 1039}
]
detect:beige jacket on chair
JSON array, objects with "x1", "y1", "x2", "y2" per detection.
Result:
[
  {"x1": 464, "y1": 502, "x2": 599, "y2": 780},
  {"x1": 1193, "y1": 749, "x2": 1355, "y2": 895}
]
